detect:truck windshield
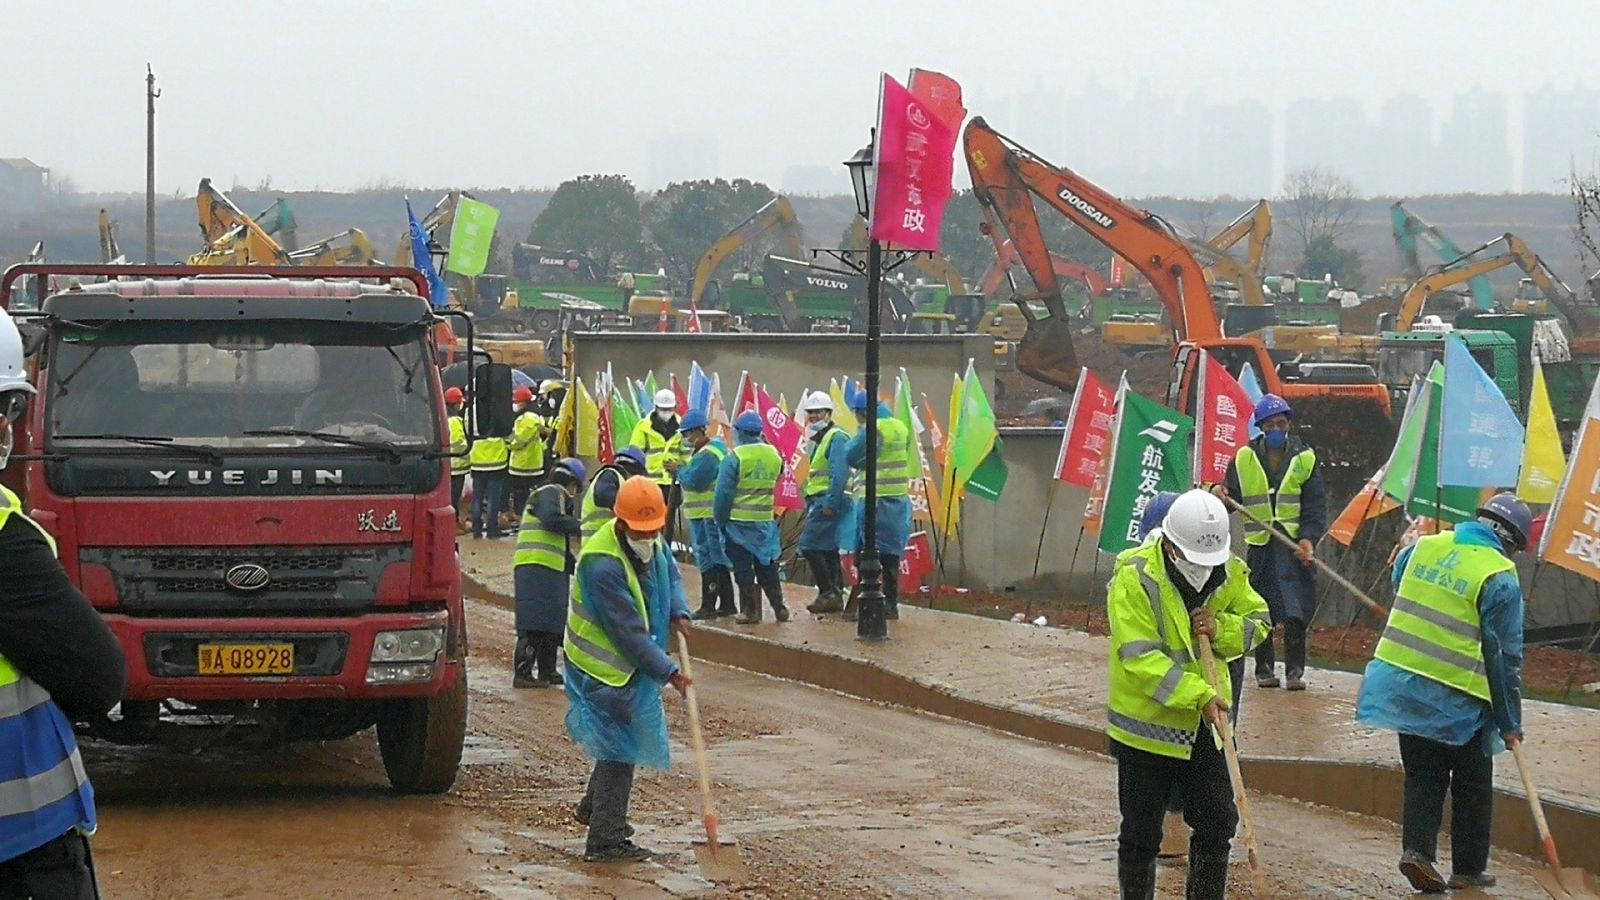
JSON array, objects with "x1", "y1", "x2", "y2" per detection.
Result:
[{"x1": 46, "y1": 320, "x2": 437, "y2": 449}]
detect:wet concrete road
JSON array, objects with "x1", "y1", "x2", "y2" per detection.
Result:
[{"x1": 84, "y1": 589, "x2": 1553, "y2": 898}]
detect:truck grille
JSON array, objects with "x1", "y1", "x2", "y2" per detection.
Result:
[{"x1": 81, "y1": 546, "x2": 410, "y2": 615}]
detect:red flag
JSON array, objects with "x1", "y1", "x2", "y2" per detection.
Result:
[
  {"x1": 755, "y1": 384, "x2": 805, "y2": 512},
  {"x1": 656, "y1": 301, "x2": 670, "y2": 333},
  {"x1": 596, "y1": 391, "x2": 615, "y2": 465},
  {"x1": 1053, "y1": 368, "x2": 1116, "y2": 488},
  {"x1": 686, "y1": 298, "x2": 702, "y2": 333},
  {"x1": 671, "y1": 374, "x2": 688, "y2": 416},
  {"x1": 1194, "y1": 352, "x2": 1253, "y2": 485},
  {"x1": 733, "y1": 371, "x2": 758, "y2": 417},
  {"x1": 1109, "y1": 255, "x2": 1127, "y2": 288},
  {"x1": 870, "y1": 73, "x2": 956, "y2": 252},
  {"x1": 907, "y1": 68, "x2": 965, "y2": 128}
]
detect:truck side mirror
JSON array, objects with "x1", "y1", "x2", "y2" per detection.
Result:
[{"x1": 474, "y1": 363, "x2": 515, "y2": 439}]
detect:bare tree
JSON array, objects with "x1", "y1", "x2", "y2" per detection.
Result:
[
  {"x1": 1568, "y1": 155, "x2": 1600, "y2": 297},
  {"x1": 1278, "y1": 166, "x2": 1359, "y2": 253}
]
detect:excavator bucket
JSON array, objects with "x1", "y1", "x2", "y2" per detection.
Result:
[{"x1": 1016, "y1": 316, "x2": 1081, "y2": 392}]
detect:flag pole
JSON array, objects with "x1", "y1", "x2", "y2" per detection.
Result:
[{"x1": 1032, "y1": 481, "x2": 1059, "y2": 580}]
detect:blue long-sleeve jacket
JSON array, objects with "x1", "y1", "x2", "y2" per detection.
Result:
[
  {"x1": 574, "y1": 544, "x2": 690, "y2": 683},
  {"x1": 1223, "y1": 435, "x2": 1328, "y2": 545},
  {"x1": 678, "y1": 438, "x2": 726, "y2": 494},
  {"x1": 713, "y1": 432, "x2": 780, "y2": 561},
  {"x1": 1355, "y1": 521, "x2": 1523, "y2": 753},
  {"x1": 844, "y1": 409, "x2": 913, "y2": 556}
]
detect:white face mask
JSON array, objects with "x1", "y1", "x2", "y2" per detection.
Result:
[
  {"x1": 654, "y1": 409, "x2": 674, "y2": 423},
  {"x1": 1168, "y1": 554, "x2": 1214, "y2": 592},
  {"x1": 806, "y1": 420, "x2": 828, "y2": 437},
  {"x1": 627, "y1": 536, "x2": 656, "y2": 563}
]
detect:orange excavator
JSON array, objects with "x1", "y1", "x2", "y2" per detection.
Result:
[
  {"x1": 963, "y1": 118, "x2": 1392, "y2": 465},
  {"x1": 976, "y1": 239, "x2": 1109, "y2": 299}
]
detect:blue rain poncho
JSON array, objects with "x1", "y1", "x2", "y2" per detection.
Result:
[
  {"x1": 712, "y1": 431, "x2": 781, "y2": 565},
  {"x1": 678, "y1": 437, "x2": 731, "y2": 571},
  {"x1": 798, "y1": 424, "x2": 851, "y2": 553}
]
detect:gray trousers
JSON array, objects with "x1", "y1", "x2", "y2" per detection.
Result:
[{"x1": 578, "y1": 760, "x2": 636, "y2": 851}]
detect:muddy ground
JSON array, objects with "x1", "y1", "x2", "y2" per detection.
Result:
[{"x1": 83, "y1": 594, "x2": 1555, "y2": 898}]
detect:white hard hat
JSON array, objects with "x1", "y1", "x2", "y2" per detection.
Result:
[
  {"x1": 653, "y1": 388, "x2": 676, "y2": 409},
  {"x1": 801, "y1": 390, "x2": 833, "y2": 413},
  {"x1": 0, "y1": 313, "x2": 35, "y2": 396},
  {"x1": 1161, "y1": 490, "x2": 1231, "y2": 566}
]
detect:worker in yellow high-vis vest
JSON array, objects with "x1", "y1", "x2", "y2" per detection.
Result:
[
  {"x1": 843, "y1": 394, "x2": 912, "y2": 621},
  {"x1": 1217, "y1": 393, "x2": 1326, "y2": 691},
  {"x1": 796, "y1": 391, "x2": 850, "y2": 614},
  {"x1": 713, "y1": 412, "x2": 788, "y2": 625},
  {"x1": 563, "y1": 476, "x2": 691, "y2": 863},
  {"x1": 1106, "y1": 490, "x2": 1270, "y2": 900},
  {"x1": 513, "y1": 458, "x2": 586, "y2": 688},
  {"x1": 444, "y1": 387, "x2": 470, "y2": 521},
  {"x1": 508, "y1": 384, "x2": 550, "y2": 523},
  {"x1": 1356, "y1": 493, "x2": 1530, "y2": 894},
  {"x1": 468, "y1": 400, "x2": 511, "y2": 540}
]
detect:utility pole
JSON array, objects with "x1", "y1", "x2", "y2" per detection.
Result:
[{"x1": 145, "y1": 64, "x2": 159, "y2": 264}]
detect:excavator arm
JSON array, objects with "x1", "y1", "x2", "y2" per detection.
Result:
[
  {"x1": 1186, "y1": 237, "x2": 1270, "y2": 307},
  {"x1": 97, "y1": 210, "x2": 125, "y2": 264},
  {"x1": 690, "y1": 197, "x2": 804, "y2": 307},
  {"x1": 189, "y1": 178, "x2": 291, "y2": 266},
  {"x1": 1204, "y1": 199, "x2": 1272, "y2": 278},
  {"x1": 1395, "y1": 251, "x2": 1515, "y2": 330},
  {"x1": 290, "y1": 228, "x2": 379, "y2": 267},
  {"x1": 976, "y1": 240, "x2": 1108, "y2": 299},
  {"x1": 1396, "y1": 233, "x2": 1599, "y2": 337},
  {"x1": 395, "y1": 191, "x2": 466, "y2": 266},
  {"x1": 1506, "y1": 234, "x2": 1597, "y2": 338},
  {"x1": 964, "y1": 117, "x2": 1221, "y2": 389},
  {"x1": 1391, "y1": 202, "x2": 1492, "y2": 310}
]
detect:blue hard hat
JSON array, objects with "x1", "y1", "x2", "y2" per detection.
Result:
[
  {"x1": 555, "y1": 457, "x2": 587, "y2": 484},
  {"x1": 1477, "y1": 492, "x2": 1533, "y2": 551},
  {"x1": 679, "y1": 409, "x2": 709, "y2": 433},
  {"x1": 615, "y1": 447, "x2": 646, "y2": 470},
  {"x1": 735, "y1": 410, "x2": 764, "y2": 435},
  {"x1": 1136, "y1": 490, "x2": 1180, "y2": 541},
  {"x1": 847, "y1": 385, "x2": 869, "y2": 412},
  {"x1": 1252, "y1": 393, "x2": 1293, "y2": 425}
]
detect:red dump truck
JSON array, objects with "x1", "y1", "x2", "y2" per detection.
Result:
[{"x1": 0, "y1": 264, "x2": 508, "y2": 793}]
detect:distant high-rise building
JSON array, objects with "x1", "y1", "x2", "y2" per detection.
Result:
[
  {"x1": 645, "y1": 133, "x2": 720, "y2": 189},
  {"x1": 1190, "y1": 99, "x2": 1273, "y2": 198},
  {"x1": 1283, "y1": 97, "x2": 1374, "y2": 194},
  {"x1": 1523, "y1": 85, "x2": 1600, "y2": 192},
  {"x1": 1376, "y1": 94, "x2": 1435, "y2": 195},
  {"x1": 1437, "y1": 90, "x2": 1511, "y2": 193}
]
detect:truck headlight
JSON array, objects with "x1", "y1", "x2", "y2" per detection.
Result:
[{"x1": 371, "y1": 628, "x2": 444, "y2": 663}]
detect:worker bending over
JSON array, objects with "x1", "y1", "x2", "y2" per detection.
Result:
[
  {"x1": 1356, "y1": 493, "x2": 1530, "y2": 894},
  {"x1": 513, "y1": 458, "x2": 586, "y2": 688},
  {"x1": 563, "y1": 477, "x2": 691, "y2": 862},
  {"x1": 713, "y1": 412, "x2": 789, "y2": 625},
  {"x1": 798, "y1": 391, "x2": 850, "y2": 614},
  {"x1": 676, "y1": 411, "x2": 737, "y2": 619},
  {"x1": 1107, "y1": 490, "x2": 1270, "y2": 900},
  {"x1": 579, "y1": 448, "x2": 647, "y2": 545}
]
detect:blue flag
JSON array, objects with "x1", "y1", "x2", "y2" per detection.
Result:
[
  {"x1": 1441, "y1": 335, "x2": 1524, "y2": 487},
  {"x1": 406, "y1": 197, "x2": 450, "y2": 309},
  {"x1": 1236, "y1": 362, "x2": 1264, "y2": 439},
  {"x1": 688, "y1": 361, "x2": 712, "y2": 416}
]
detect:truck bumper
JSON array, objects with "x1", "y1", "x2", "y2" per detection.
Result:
[{"x1": 102, "y1": 608, "x2": 463, "y2": 702}]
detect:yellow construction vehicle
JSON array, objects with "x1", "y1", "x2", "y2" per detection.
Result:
[
  {"x1": 689, "y1": 197, "x2": 803, "y2": 309},
  {"x1": 394, "y1": 191, "x2": 467, "y2": 266},
  {"x1": 290, "y1": 228, "x2": 380, "y2": 267},
  {"x1": 1186, "y1": 200, "x2": 1273, "y2": 309},
  {"x1": 846, "y1": 219, "x2": 969, "y2": 293},
  {"x1": 188, "y1": 178, "x2": 292, "y2": 266},
  {"x1": 97, "y1": 210, "x2": 126, "y2": 264},
  {"x1": 1102, "y1": 313, "x2": 1171, "y2": 351}
]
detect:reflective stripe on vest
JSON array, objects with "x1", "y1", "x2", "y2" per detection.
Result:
[
  {"x1": 469, "y1": 435, "x2": 509, "y2": 471},
  {"x1": 1233, "y1": 445, "x2": 1316, "y2": 546},
  {"x1": 563, "y1": 523, "x2": 651, "y2": 687},
  {"x1": 730, "y1": 442, "x2": 781, "y2": 522},
  {"x1": 579, "y1": 468, "x2": 621, "y2": 545},
  {"x1": 681, "y1": 443, "x2": 726, "y2": 520},
  {"x1": 509, "y1": 412, "x2": 548, "y2": 476},
  {"x1": 875, "y1": 418, "x2": 911, "y2": 498},
  {"x1": 448, "y1": 416, "x2": 470, "y2": 474},
  {"x1": 1374, "y1": 533, "x2": 1511, "y2": 702},
  {"x1": 514, "y1": 483, "x2": 569, "y2": 570},
  {"x1": 632, "y1": 423, "x2": 687, "y2": 486},
  {"x1": 804, "y1": 428, "x2": 843, "y2": 498}
]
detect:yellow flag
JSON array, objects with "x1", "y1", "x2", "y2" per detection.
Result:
[
  {"x1": 553, "y1": 378, "x2": 577, "y2": 457},
  {"x1": 1518, "y1": 358, "x2": 1567, "y2": 503},
  {"x1": 576, "y1": 377, "x2": 600, "y2": 457},
  {"x1": 829, "y1": 378, "x2": 857, "y2": 435}
]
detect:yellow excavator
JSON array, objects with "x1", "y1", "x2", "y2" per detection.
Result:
[
  {"x1": 1187, "y1": 199, "x2": 1272, "y2": 307},
  {"x1": 688, "y1": 197, "x2": 803, "y2": 309},
  {"x1": 189, "y1": 178, "x2": 292, "y2": 266},
  {"x1": 97, "y1": 210, "x2": 127, "y2": 264},
  {"x1": 393, "y1": 190, "x2": 466, "y2": 267},
  {"x1": 844, "y1": 218, "x2": 969, "y2": 293},
  {"x1": 290, "y1": 228, "x2": 380, "y2": 266}
]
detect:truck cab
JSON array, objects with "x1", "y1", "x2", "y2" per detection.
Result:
[
  {"x1": 1376, "y1": 328, "x2": 1520, "y2": 415},
  {"x1": 3, "y1": 265, "x2": 486, "y2": 794}
]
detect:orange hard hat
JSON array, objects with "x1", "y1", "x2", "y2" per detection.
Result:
[
  {"x1": 513, "y1": 385, "x2": 534, "y2": 404},
  {"x1": 613, "y1": 475, "x2": 667, "y2": 530},
  {"x1": 443, "y1": 387, "x2": 464, "y2": 404}
]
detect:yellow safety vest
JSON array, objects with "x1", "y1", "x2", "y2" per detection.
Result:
[
  {"x1": 564, "y1": 522, "x2": 654, "y2": 687},
  {"x1": 1374, "y1": 532, "x2": 1512, "y2": 702},
  {"x1": 874, "y1": 417, "x2": 911, "y2": 499},
  {"x1": 447, "y1": 416, "x2": 470, "y2": 474},
  {"x1": 681, "y1": 442, "x2": 725, "y2": 520},
  {"x1": 579, "y1": 467, "x2": 621, "y2": 545},
  {"x1": 514, "y1": 483, "x2": 570, "y2": 570},
  {"x1": 628, "y1": 418, "x2": 688, "y2": 486},
  {"x1": 509, "y1": 411, "x2": 548, "y2": 476},
  {"x1": 1105, "y1": 540, "x2": 1270, "y2": 760},
  {"x1": 468, "y1": 433, "x2": 509, "y2": 472},
  {"x1": 1233, "y1": 444, "x2": 1316, "y2": 545},
  {"x1": 729, "y1": 442, "x2": 781, "y2": 522},
  {"x1": 804, "y1": 427, "x2": 844, "y2": 498}
]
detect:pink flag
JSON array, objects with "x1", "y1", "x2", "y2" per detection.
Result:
[
  {"x1": 907, "y1": 68, "x2": 965, "y2": 128},
  {"x1": 870, "y1": 73, "x2": 957, "y2": 252},
  {"x1": 1053, "y1": 368, "x2": 1117, "y2": 488},
  {"x1": 1194, "y1": 352, "x2": 1253, "y2": 485},
  {"x1": 755, "y1": 385, "x2": 805, "y2": 512}
]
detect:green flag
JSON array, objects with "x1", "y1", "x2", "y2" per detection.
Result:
[
  {"x1": 948, "y1": 359, "x2": 1008, "y2": 502},
  {"x1": 1098, "y1": 387, "x2": 1193, "y2": 554},
  {"x1": 611, "y1": 383, "x2": 640, "y2": 446},
  {"x1": 1402, "y1": 363, "x2": 1482, "y2": 523},
  {"x1": 966, "y1": 438, "x2": 1008, "y2": 501},
  {"x1": 445, "y1": 197, "x2": 500, "y2": 277}
]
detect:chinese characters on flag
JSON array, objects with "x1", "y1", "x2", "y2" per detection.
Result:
[
  {"x1": 870, "y1": 73, "x2": 957, "y2": 252},
  {"x1": 1539, "y1": 383, "x2": 1600, "y2": 581},
  {"x1": 1052, "y1": 368, "x2": 1116, "y2": 488},
  {"x1": 1194, "y1": 352, "x2": 1254, "y2": 485},
  {"x1": 754, "y1": 385, "x2": 805, "y2": 512}
]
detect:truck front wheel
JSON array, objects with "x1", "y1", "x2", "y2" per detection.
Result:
[{"x1": 377, "y1": 669, "x2": 467, "y2": 794}]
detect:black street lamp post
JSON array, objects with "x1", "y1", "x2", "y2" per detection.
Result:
[{"x1": 844, "y1": 138, "x2": 888, "y2": 643}]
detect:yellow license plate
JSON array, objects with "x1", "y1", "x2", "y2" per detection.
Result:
[{"x1": 197, "y1": 643, "x2": 294, "y2": 675}]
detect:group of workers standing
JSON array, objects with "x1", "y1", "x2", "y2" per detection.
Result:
[{"x1": 1110, "y1": 393, "x2": 1532, "y2": 898}]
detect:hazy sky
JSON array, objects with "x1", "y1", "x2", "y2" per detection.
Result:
[{"x1": 7, "y1": 0, "x2": 1600, "y2": 195}]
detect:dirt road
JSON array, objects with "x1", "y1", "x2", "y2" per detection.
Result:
[{"x1": 86, "y1": 596, "x2": 1548, "y2": 898}]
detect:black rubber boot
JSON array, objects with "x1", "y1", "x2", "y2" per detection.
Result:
[
  {"x1": 1185, "y1": 851, "x2": 1230, "y2": 900},
  {"x1": 1284, "y1": 618, "x2": 1308, "y2": 689},
  {"x1": 715, "y1": 568, "x2": 738, "y2": 617},
  {"x1": 733, "y1": 578, "x2": 762, "y2": 625},
  {"x1": 881, "y1": 554, "x2": 901, "y2": 620},
  {"x1": 691, "y1": 572, "x2": 720, "y2": 620},
  {"x1": 757, "y1": 567, "x2": 789, "y2": 622},
  {"x1": 803, "y1": 552, "x2": 831, "y2": 612},
  {"x1": 1118, "y1": 860, "x2": 1157, "y2": 900},
  {"x1": 534, "y1": 632, "x2": 563, "y2": 685},
  {"x1": 513, "y1": 633, "x2": 541, "y2": 688}
]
